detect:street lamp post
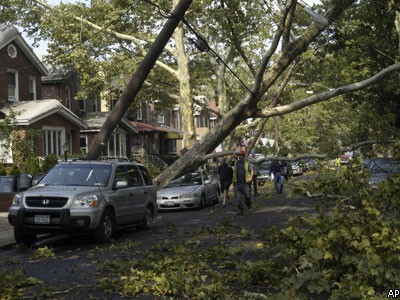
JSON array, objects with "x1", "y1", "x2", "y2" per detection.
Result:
[{"x1": 62, "y1": 143, "x2": 70, "y2": 162}]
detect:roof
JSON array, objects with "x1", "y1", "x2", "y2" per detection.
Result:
[
  {"x1": 131, "y1": 121, "x2": 172, "y2": 133},
  {"x1": 0, "y1": 99, "x2": 87, "y2": 128},
  {"x1": 130, "y1": 121, "x2": 182, "y2": 139},
  {"x1": 0, "y1": 24, "x2": 48, "y2": 76},
  {"x1": 81, "y1": 112, "x2": 138, "y2": 134}
]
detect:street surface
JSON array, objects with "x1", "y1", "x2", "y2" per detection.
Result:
[{"x1": 0, "y1": 181, "x2": 318, "y2": 299}]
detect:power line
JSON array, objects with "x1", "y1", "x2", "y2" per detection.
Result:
[{"x1": 181, "y1": 18, "x2": 254, "y2": 95}]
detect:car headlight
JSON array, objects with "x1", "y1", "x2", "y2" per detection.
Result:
[
  {"x1": 12, "y1": 193, "x2": 23, "y2": 206},
  {"x1": 71, "y1": 195, "x2": 99, "y2": 208},
  {"x1": 179, "y1": 193, "x2": 199, "y2": 199}
]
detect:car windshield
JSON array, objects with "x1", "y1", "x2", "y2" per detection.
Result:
[
  {"x1": 370, "y1": 160, "x2": 400, "y2": 174},
  {"x1": 259, "y1": 162, "x2": 271, "y2": 170},
  {"x1": 38, "y1": 164, "x2": 112, "y2": 187},
  {"x1": 168, "y1": 172, "x2": 203, "y2": 187}
]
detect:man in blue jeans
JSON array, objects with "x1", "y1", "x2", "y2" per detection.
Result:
[
  {"x1": 233, "y1": 150, "x2": 254, "y2": 215},
  {"x1": 269, "y1": 160, "x2": 286, "y2": 194}
]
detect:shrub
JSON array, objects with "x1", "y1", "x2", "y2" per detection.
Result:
[
  {"x1": 25, "y1": 155, "x2": 41, "y2": 176},
  {"x1": 7, "y1": 165, "x2": 20, "y2": 176},
  {"x1": 41, "y1": 154, "x2": 58, "y2": 173},
  {"x1": 0, "y1": 164, "x2": 7, "y2": 176}
]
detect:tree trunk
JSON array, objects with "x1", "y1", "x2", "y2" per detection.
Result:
[{"x1": 86, "y1": 0, "x2": 193, "y2": 159}]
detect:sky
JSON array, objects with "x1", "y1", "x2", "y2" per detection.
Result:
[{"x1": 23, "y1": 0, "x2": 321, "y2": 57}]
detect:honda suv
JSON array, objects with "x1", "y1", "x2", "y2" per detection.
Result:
[{"x1": 8, "y1": 160, "x2": 157, "y2": 246}]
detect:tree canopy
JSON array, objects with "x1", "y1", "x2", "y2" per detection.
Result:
[{"x1": 1, "y1": 0, "x2": 399, "y2": 186}]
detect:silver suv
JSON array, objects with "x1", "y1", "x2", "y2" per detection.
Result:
[{"x1": 8, "y1": 160, "x2": 157, "y2": 246}]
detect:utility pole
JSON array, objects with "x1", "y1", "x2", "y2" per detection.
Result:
[{"x1": 86, "y1": 0, "x2": 193, "y2": 159}]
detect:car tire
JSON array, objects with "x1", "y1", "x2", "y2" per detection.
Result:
[
  {"x1": 92, "y1": 209, "x2": 115, "y2": 243},
  {"x1": 200, "y1": 194, "x2": 206, "y2": 209},
  {"x1": 14, "y1": 227, "x2": 36, "y2": 247},
  {"x1": 138, "y1": 205, "x2": 154, "y2": 229}
]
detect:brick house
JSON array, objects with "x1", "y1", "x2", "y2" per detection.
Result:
[
  {"x1": 0, "y1": 24, "x2": 87, "y2": 163},
  {"x1": 0, "y1": 24, "x2": 47, "y2": 103},
  {"x1": 0, "y1": 99, "x2": 87, "y2": 162},
  {"x1": 80, "y1": 112, "x2": 137, "y2": 158}
]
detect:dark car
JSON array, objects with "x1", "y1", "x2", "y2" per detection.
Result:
[{"x1": 366, "y1": 158, "x2": 400, "y2": 189}]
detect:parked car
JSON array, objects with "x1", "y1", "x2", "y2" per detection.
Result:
[
  {"x1": 304, "y1": 158, "x2": 318, "y2": 171},
  {"x1": 257, "y1": 162, "x2": 272, "y2": 186},
  {"x1": 8, "y1": 160, "x2": 157, "y2": 246},
  {"x1": 157, "y1": 170, "x2": 220, "y2": 210},
  {"x1": 366, "y1": 158, "x2": 400, "y2": 189},
  {"x1": 288, "y1": 161, "x2": 304, "y2": 176}
]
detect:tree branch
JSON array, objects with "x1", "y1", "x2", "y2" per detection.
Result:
[
  {"x1": 340, "y1": 140, "x2": 398, "y2": 152},
  {"x1": 256, "y1": 63, "x2": 400, "y2": 118}
]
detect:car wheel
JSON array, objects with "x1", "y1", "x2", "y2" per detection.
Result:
[
  {"x1": 138, "y1": 205, "x2": 154, "y2": 229},
  {"x1": 14, "y1": 227, "x2": 36, "y2": 247},
  {"x1": 92, "y1": 209, "x2": 115, "y2": 243},
  {"x1": 200, "y1": 194, "x2": 206, "y2": 209},
  {"x1": 214, "y1": 189, "x2": 220, "y2": 204}
]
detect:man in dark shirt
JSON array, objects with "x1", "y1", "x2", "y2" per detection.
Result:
[
  {"x1": 218, "y1": 158, "x2": 233, "y2": 207},
  {"x1": 233, "y1": 150, "x2": 254, "y2": 215},
  {"x1": 269, "y1": 160, "x2": 286, "y2": 194}
]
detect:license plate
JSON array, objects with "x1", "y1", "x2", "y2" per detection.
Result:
[
  {"x1": 34, "y1": 215, "x2": 50, "y2": 224},
  {"x1": 164, "y1": 201, "x2": 175, "y2": 207}
]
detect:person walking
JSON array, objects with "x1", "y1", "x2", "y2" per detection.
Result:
[
  {"x1": 335, "y1": 157, "x2": 341, "y2": 173},
  {"x1": 218, "y1": 158, "x2": 233, "y2": 207},
  {"x1": 233, "y1": 150, "x2": 254, "y2": 215},
  {"x1": 269, "y1": 160, "x2": 285, "y2": 194},
  {"x1": 250, "y1": 149, "x2": 259, "y2": 197}
]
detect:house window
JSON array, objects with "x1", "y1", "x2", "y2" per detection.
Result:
[
  {"x1": 158, "y1": 113, "x2": 164, "y2": 124},
  {"x1": 43, "y1": 127, "x2": 65, "y2": 156},
  {"x1": 65, "y1": 86, "x2": 72, "y2": 109},
  {"x1": 108, "y1": 132, "x2": 126, "y2": 157},
  {"x1": 79, "y1": 99, "x2": 86, "y2": 112},
  {"x1": 173, "y1": 109, "x2": 181, "y2": 129},
  {"x1": 7, "y1": 70, "x2": 18, "y2": 102},
  {"x1": 80, "y1": 135, "x2": 88, "y2": 155},
  {"x1": 137, "y1": 108, "x2": 142, "y2": 120},
  {"x1": 167, "y1": 140, "x2": 177, "y2": 154},
  {"x1": 29, "y1": 77, "x2": 37, "y2": 100},
  {"x1": 93, "y1": 96, "x2": 99, "y2": 112}
]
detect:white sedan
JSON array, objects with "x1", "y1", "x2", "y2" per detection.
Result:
[{"x1": 157, "y1": 170, "x2": 220, "y2": 210}]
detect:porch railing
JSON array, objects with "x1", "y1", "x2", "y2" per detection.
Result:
[{"x1": 144, "y1": 155, "x2": 168, "y2": 170}]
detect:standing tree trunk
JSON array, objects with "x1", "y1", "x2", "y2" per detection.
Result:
[
  {"x1": 86, "y1": 0, "x2": 193, "y2": 159},
  {"x1": 173, "y1": 6, "x2": 197, "y2": 149}
]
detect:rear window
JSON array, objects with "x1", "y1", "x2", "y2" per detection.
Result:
[{"x1": 39, "y1": 164, "x2": 112, "y2": 187}]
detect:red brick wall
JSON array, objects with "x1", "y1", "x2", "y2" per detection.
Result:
[
  {"x1": 0, "y1": 41, "x2": 43, "y2": 103},
  {"x1": 0, "y1": 193, "x2": 15, "y2": 212},
  {"x1": 29, "y1": 113, "x2": 84, "y2": 156}
]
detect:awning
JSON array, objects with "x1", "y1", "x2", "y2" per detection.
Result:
[{"x1": 164, "y1": 132, "x2": 182, "y2": 139}]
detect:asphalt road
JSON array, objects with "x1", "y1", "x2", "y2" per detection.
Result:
[{"x1": 0, "y1": 182, "x2": 318, "y2": 299}]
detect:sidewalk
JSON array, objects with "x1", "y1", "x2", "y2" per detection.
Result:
[{"x1": 0, "y1": 212, "x2": 15, "y2": 248}]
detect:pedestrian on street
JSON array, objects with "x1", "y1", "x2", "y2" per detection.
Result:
[
  {"x1": 250, "y1": 149, "x2": 259, "y2": 197},
  {"x1": 233, "y1": 150, "x2": 254, "y2": 215},
  {"x1": 269, "y1": 160, "x2": 286, "y2": 194},
  {"x1": 335, "y1": 157, "x2": 341, "y2": 173},
  {"x1": 218, "y1": 158, "x2": 233, "y2": 207}
]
